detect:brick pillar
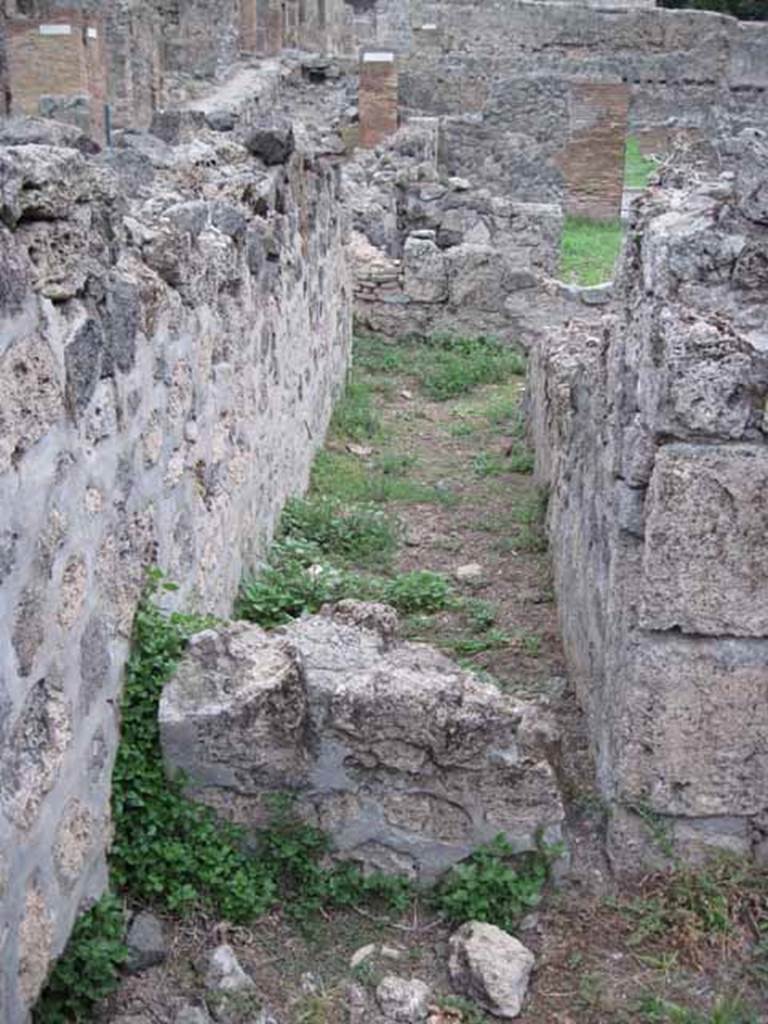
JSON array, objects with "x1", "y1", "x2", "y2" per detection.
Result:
[
  {"x1": 359, "y1": 52, "x2": 398, "y2": 149},
  {"x1": 558, "y1": 81, "x2": 630, "y2": 222},
  {"x1": 7, "y1": 10, "x2": 107, "y2": 144},
  {"x1": 240, "y1": 0, "x2": 259, "y2": 52}
]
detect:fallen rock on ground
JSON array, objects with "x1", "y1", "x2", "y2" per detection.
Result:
[
  {"x1": 376, "y1": 975, "x2": 432, "y2": 1023},
  {"x1": 160, "y1": 601, "x2": 564, "y2": 881},
  {"x1": 175, "y1": 1005, "x2": 213, "y2": 1024},
  {"x1": 125, "y1": 911, "x2": 168, "y2": 973},
  {"x1": 448, "y1": 921, "x2": 535, "y2": 1019},
  {"x1": 204, "y1": 945, "x2": 263, "y2": 1024}
]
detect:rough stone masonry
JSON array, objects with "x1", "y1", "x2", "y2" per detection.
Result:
[
  {"x1": 159, "y1": 601, "x2": 565, "y2": 881},
  {"x1": 528, "y1": 131, "x2": 768, "y2": 869},
  {"x1": 0, "y1": 110, "x2": 351, "y2": 1019}
]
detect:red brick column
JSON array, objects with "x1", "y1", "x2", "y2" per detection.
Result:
[
  {"x1": 558, "y1": 81, "x2": 630, "y2": 222},
  {"x1": 7, "y1": 10, "x2": 107, "y2": 143},
  {"x1": 359, "y1": 52, "x2": 398, "y2": 149}
]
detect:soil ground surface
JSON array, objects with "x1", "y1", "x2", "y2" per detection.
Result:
[{"x1": 102, "y1": 339, "x2": 767, "y2": 1024}]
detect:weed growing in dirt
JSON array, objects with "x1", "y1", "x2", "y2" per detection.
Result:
[
  {"x1": 510, "y1": 489, "x2": 549, "y2": 553},
  {"x1": 434, "y1": 833, "x2": 558, "y2": 932},
  {"x1": 330, "y1": 378, "x2": 380, "y2": 441},
  {"x1": 505, "y1": 443, "x2": 535, "y2": 474},
  {"x1": 33, "y1": 893, "x2": 128, "y2": 1024},
  {"x1": 463, "y1": 598, "x2": 498, "y2": 631},
  {"x1": 616, "y1": 855, "x2": 768, "y2": 961},
  {"x1": 111, "y1": 570, "x2": 276, "y2": 920},
  {"x1": 280, "y1": 496, "x2": 396, "y2": 567},
  {"x1": 637, "y1": 994, "x2": 759, "y2": 1024},
  {"x1": 452, "y1": 628, "x2": 512, "y2": 655},
  {"x1": 472, "y1": 452, "x2": 506, "y2": 478},
  {"x1": 382, "y1": 569, "x2": 453, "y2": 613},
  {"x1": 311, "y1": 451, "x2": 449, "y2": 506},
  {"x1": 237, "y1": 541, "x2": 454, "y2": 627},
  {"x1": 436, "y1": 995, "x2": 492, "y2": 1023}
]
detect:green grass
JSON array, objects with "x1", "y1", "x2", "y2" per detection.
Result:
[
  {"x1": 560, "y1": 216, "x2": 623, "y2": 286},
  {"x1": 329, "y1": 378, "x2": 380, "y2": 442},
  {"x1": 279, "y1": 496, "x2": 396, "y2": 567},
  {"x1": 310, "y1": 451, "x2": 450, "y2": 506},
  {"x1": 353, "y1": 333, "x2": 526, "y2": 401},
  {"x1": 625, "y1": 136, "x2": 658, "y2": 190}
]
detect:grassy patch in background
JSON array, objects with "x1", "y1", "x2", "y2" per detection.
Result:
[
  {"x1": 353, "y1": 333, "x2": 526, "y2": 401},
  {"x1": 560, "y1": 215, "x2": 623, "y2": 286}
]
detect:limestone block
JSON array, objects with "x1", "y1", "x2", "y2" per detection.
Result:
[
  {"x1": 160, "y1": 602, "x2": 564, "y2": 881},
  {"x1": 16, "y1": 213, "x2": 108, "y2": 301},
  {"x1": 403, "y1": 236, "x2": 447, "y2": 303},
  {"x1": 53, "y1": 799, "x2": 108, "y2": 892},
  {"x1": 126, "y1": 911, "x2": 168, "y2": 973},
  {"x1": 0, "y1": 116, "x2": 98, "y2": 154},
  {"x1": 159, "y1": 624, "x2": 310, "y2": 795},
  {"x1": 641, "y1": 444, "x2": 768, "y2": 636},
  {"x1": 446, "y1": 244, "x2": 514, "y2": 314},
  {"x1": 0, "y1": 223, "x2": 31, "y2": 316},
  {"x1": 637, "y1": 309, "x2": 761, "y2": 441},
  {"x1": 65, "y1": 318, "x2": 105, "y2": 418},
  {"x1": 615, "y1": 635, "x2": 768, "y2": 818},
  {"x1": 448, "y1": 922, "x2": 534, "y2": 1019}
]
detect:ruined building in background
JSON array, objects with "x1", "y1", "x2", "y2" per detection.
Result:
[{"x1": 1, "y1": 1, "x2": 768, "y2": 1020}]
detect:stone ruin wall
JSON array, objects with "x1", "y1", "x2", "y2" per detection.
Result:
[
  {"x1": 527, "y1": 134, "x2": 768, "y2": 870},
  {"x1": 345, "y1": 118, "x2": 612, "y2": 347},
  {"x1": 357, "y1": 1, "x2": 768, "y2": 219},
  {"x1": 0, "y1": 112, "x2": 351, "y2": 1020}
]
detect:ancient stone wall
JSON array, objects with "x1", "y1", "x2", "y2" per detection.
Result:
[
  {"x1": 345, "y1": 121, "x2": 609, "y2": 345},
  {"x1": 0, "y1": 115, "x2": 351, "y2": 1020},
  {"x1": 527, "y1": 134, "x2": 768, "y2": 869},
  {"x1": 363, "y1": 2, "x2": 768, "y2": 216}
]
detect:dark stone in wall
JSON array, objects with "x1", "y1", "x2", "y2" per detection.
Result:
[
  {"x1": 79, "y1": 616, "x2": 112, "y2": 714},
  {"x1": 104, "y1": 275, "x2": 140, "y2": 376},
  {"x1": 243, "y1": 117, "x2": 295, "y2": 166},
  {"x1": 0, "y1": 224, "x2": 29, "y2": 315},
  {"x1": 65, "y1": 319, "x2": 104, "y2": 418}
]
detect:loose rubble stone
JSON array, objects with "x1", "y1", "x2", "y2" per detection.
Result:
[
  {"x1": 160, "y1": 602, "x2": 564, "y2": 880},
  {"x1": 376, "y1": 975, "x2": 432, "y2": 1023},
  {"x1": 205, "y1": 944, "x2": 262, "y2": 1024},
  {"x1": 448, "y1": 922, "x2": 534, "y2": 1019},
  {"x1": 454, "y1": 563, "x2": 483, "y2": 582},
  {"x1": 126, "y1": 911, "x2": 168, "y2": 973}
]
